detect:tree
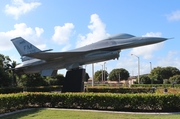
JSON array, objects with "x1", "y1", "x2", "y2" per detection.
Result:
[
  {"x1": 17, "y1": 73, "x2": 48, "y2": 87},
  {"x1": 140, "y1": 75, "x2": 151, "y2": 84},
  {"x1": 0, "y1": 54, "x2": 20, "y2": 87},
  {"x1": 149, "y1": 67, "x2": 163, "y2": 84},
  {"x1": 4, "y1": 60, "x2": 18, "y2": 87},
  {"x1": 0, "y1": 54, "x2": 5, "y2": 67},
  {"x1": 55, "y1": 74, "x2": 65, "y2": 85},
  {"x1": 94, "y1": 70, "x2": 108, "y2": 82},
  {"x1": 149, "y1": 66, "x2": 180, "y2": 84},
  {"x1": 0, "y1": 54, "x2": 12, "y2": 87},
  {"x1": 46, "y1": 74, "x2": 65, "y2": 85},
  {"x1": 169, "y1": 75, "x2": 180, "y2": 84},
  {"x1": 0, "y1": 54, "x2": 12, "y2": 70},
  {"x1": 165, "y1": 67, "x2": 180, "y2": 78},
  {"x1": 109, "y1": 68, "x2": 129, "y2": 81},
  {"x1": 10, "y1": 61, "x2": 18, "y2": 87},
  {"x1": 85, "y1": 73, "x2": 90, "y2": 82},
  {"x1": 0, "y1": 66, "x2": 12, "y2": 87},
  {"x1": 163, "y1": 79, "x2": 170, "y2": 84}
]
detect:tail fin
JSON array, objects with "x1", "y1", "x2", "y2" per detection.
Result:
[{"x1": 11, "y1": 37, "x2": 41, "y2": 62}]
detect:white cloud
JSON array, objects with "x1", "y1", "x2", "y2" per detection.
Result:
[
  {"x1": 0, "y1": 23, "x2": 46, "y2": 51},
  {"x1": 115, "y1": 51, "x2": 180, "y2": 76},
  {"x1": 130, "y1": 32, "x2": 163, "y2": 59},
  {"x1": 166, "y1": 10, "x2": 180, "y2": 21},
  {"x1": 113, "y1": 32, "x2": 165, "y2": 76},
  {"x1": 116, "y1": 56, "x2": 140, "y2": 76},
  {"x1": 157, "y1": 51, "x2": 180, "y2": 69},
  {"x1": 5, "y1": 0, "x2": 41, "y2": 19},
  {"x1": 76, "y1": 14, "x2": 109, "y2": 48},
  {"x1": 116, "y1": 55, "x2": 154, "y2": 76},
  {"x1": 61, "y1": 44, "x2": 72, "y2": 52},
  {"x1": 142, "y1": 32, "x2": 162, "y2": 37},
  {"x1": 52, "y1": 23, "x2": 74, "y2": 45},
  {"x1": 35, "y1": 27, "x2": 44, "y2": 37},
  {"x1": 130, "y1": 43, "x2": 163, "y2": 59}
]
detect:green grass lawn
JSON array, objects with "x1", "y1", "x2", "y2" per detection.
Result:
[{"x1": 0, "y1": 108, "x2": 180, "y2": 119}]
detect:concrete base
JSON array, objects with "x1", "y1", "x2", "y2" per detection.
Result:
[{"x1": 62, "y1": 68, "x2": 85, "y2": 92}]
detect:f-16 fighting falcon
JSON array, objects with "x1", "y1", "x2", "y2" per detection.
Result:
[{"x1": 11, "y1": 33, "x2": 168, "y2": 76}]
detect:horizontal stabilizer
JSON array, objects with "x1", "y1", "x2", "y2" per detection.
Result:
[{"x1": 40, "y1": 49, "x2": 53, "y2": 52}]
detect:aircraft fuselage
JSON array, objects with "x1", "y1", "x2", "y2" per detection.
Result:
[{"x1": 12, "y1": 33, "x2": 168, "y2": 76}]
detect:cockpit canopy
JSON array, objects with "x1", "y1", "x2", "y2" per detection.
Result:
[{"x1": 109, "y1": 33, "x2": 135, "y2": 39}]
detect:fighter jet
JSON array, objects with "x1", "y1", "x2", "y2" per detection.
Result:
[{"x1": 11, "y1": 33, "x2": 168, "y2": 76}]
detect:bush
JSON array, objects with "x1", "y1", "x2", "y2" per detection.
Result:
[
  {"x1": 86, "y1": 87, "x2": 154, "y2": 93},
  {"x1": 169, "y1": 75, "x2": 180, "y2": 84},
  {"x1": 0, "y1": 87, "x2": 23, "y2": 94},
  {"x1": 131, "y1": 84, "x2": 180, "y2": 88},
  {"x1": 1, "y1": 92, "x2": 180, "y2": 114},
  {"x1": 0, "y1": 86, "x2": 62, "y2": 94},
  {"x1": 25, "y1": 86, "x2": 62, "y2": 92}
]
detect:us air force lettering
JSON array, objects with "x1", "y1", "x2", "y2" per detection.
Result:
[{"x1": 11, "y1": 33, "x2": 168, "y2": 76}]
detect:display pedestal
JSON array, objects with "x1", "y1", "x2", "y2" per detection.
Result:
[{"x1": 62, "y1": 68, "x2": 85, "y2": 92}]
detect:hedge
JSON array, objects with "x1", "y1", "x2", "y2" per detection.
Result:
[
  {"x1": 24, "y1": 86, "x2": 62, "y2": 92},
  {"x1": 0, "y1": 93, "x2": 180, "y2": 114},
  {"x1": 86, "y1": 87, "x2": 155, "y2": 93},
  {"x1": 0, "y1": 87, "x2": 23, "y2": 94},
  {"x1": 131, "y1": 84, "x2": 180, "y2": 88},
  {"x1": 0, "y1": 86, "x2": 62, "y2": 94},
  {"x1": 1, "y1": 87, "x2": 155, "y2": 94}
]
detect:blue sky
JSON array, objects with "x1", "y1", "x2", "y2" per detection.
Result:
[{"x1": 0, "y1": 0, "x2": 180, "y2": 77}]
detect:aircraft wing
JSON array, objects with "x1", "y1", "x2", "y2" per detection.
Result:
[
  {"x1": 24, "y1": 51, "x2": 88, "y2": 61},
  {"x1": 24, "y1": 43, "x2": 123, "y2": 61}
]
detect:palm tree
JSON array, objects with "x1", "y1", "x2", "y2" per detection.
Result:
[
  {"x1": 0, "y1": 54, "x2": 18, "y2": 87},
  {"x1": 0, "y1": 54, "x2": 5, "y2": 67},
  {"x1": 0, "y1": 54, "x2": 12, "y2": 69},
  {"x1": 10, "y1": 61, "x2": 18, "y2": 87}
]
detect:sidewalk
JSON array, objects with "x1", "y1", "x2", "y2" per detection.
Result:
[{"x1": 0, "y1": 108, "x2": 180, "y2": 118}]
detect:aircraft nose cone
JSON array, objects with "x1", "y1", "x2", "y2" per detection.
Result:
[{"x1": 144, "y1": 37, "x2": 168, "y2": 44}]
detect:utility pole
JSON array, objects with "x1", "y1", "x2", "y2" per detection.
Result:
[
  {"x1": 101, "y1": 64, "x2": 103, "y2": 82},
  {"x1": 150, "y1": 62, "x2": 152, "y2": 72},
  {"x1": 104, "y1": 62, "x2": 106, "y2": 82},
  {"x1": 119, "y1": 72, "x2": 121, "y2": 83},
  {"x1": 92, "y1": 63, "x2": 94, "y2": 86},
  {"x1": 131, "y1": 54, "x2": 140, "y2": 84}
]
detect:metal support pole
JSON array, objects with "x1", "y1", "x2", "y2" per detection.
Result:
[
  {"x1": 131, "y1": 54, "x2": 140, "y2": 84},
  {"x1": 92, "y1": 63, "x2": 94, "y2": 86},
  {"x1": 101, "y1": 65, "x2": 103, "y2": 82},
  {"x1": 104, "y1": 62, "x2": 106, "y2": 82},
  {"x1": 119, "y1": 72, "x2": 120, "y2": 83},
  {"x1": 138, "y1": 57, "x2": 140, "y2": 84},
  {"x1": 150, "y1": 62, "x2": 152, "y2": 72}
]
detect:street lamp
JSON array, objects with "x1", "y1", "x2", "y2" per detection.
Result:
[
  {"x1": 118, "y1": 72, "x2": 121, "y2": 83},
  {"x1": 149, "y1": 62, "x2": 153, "y2": 84},
  {"x1": 101, "y1": 64, "x2": 103, "y2": 82},
  {"x1": 150, "y1": 62, "x2": 152, "y2": 72},
  {"x1": 92, "y1": 63, "x2": 94, "y2": 86},
  {"x1": 104, "y1": 62, "x2": 106, "y2": 82},
  {"x1": 131, "y1": 54, "x2": 140, "y2": 84}
]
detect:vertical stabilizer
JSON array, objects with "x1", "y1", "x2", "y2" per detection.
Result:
[{"x1": 11, "y1": 37, "x2": 41, "y2": 62}]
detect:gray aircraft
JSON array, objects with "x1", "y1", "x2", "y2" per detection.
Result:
[{"x1": 11, "y1": 33, "x2": 168, "y2": 76}]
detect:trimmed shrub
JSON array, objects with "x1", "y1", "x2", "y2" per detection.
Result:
[
  {"x1": 0, "y1": 86, "x2": 62, "y2": 94},
  {"x1": 1, "y1": 93, "x2": 180, "y2": 114},
  {"x1": 25, "y1": 86, "x2": 62, "y2": 92},
  {"x1": 86, "y1": 87, "x2": 154, "y2": 93},
  {"x1": 131, "y1": 84, "x2": 180, "y2": 88},
  {"x1": 0, "y1": 87, "x2": 23, "y2": 94}
]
